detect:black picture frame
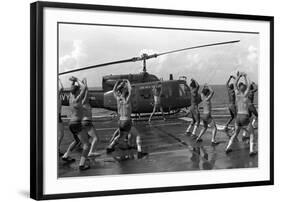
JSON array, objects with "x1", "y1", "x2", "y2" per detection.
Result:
[{"x1": 30, "y1": 1, "x2": 274, "y2": 200}]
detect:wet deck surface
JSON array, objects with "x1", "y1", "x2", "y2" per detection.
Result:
[{"x1": 58, "y1": 115, "x2": 258, "y2": 178}]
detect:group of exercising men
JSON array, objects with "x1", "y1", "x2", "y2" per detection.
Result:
[
  {"x1": 58, "y1": 71, "x2": 258, "y2": 171},
  {"x1": 185, "y1": 71, "x2": 258, "y2": 156},
  {"x1": 58, "y1": 77, "x2": 148, "y2": 171}
]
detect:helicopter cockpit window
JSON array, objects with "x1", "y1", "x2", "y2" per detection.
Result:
[
  {"x1": 140, "y1": 88, "x2": 152, "y2": 99},
  {"x1": 150, "y1": 75, "x2": 159, "y2": 81},
  {"x1": 179, "y1": 84, "x2": 187, "y2": 97}
]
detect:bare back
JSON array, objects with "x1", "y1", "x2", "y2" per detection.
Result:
[
  {"x1": 117, "y1": 96, "x2": 132, "y2": 120},
  {"x1": 236, "y1": 92, "x2": 249, "y2": 115},
  {"x1": 201, "y1": 95, "x2": 212, "y2": 114},
  {"x1": 69, "y1": 94, "x2": 83, "y2": 122}
]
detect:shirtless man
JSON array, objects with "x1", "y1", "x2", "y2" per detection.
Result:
[
  {"x1": 62, "y1": 76, "x2": 91, "y2": 170},
  {"x1": 242, "y1": 82, "x2": 259, "y2": 141},
  {"x1": 148, "y1": 83, "x2": 165, "y2": 124},
  {"x1": 196, "y1": 85, "x2": 218, "y2": 145},
  {"x1": 80, "y1": 78, "x2": 100, "y2": 158},
  {"x1": 224, "y1": 75, "x2": 237, "y2": 131},
  {"x1": 225, "y1": 73, "x2": 257, "y2": 156},
  {"x1": 248, "y1": 82, "x2": 258, "y2": 127},
  {"x1": 185, "y1": 78, "x2": 201, "y2": 137},
  {"x1": 106, "y1": 80, "x2": 148, "y2": 159},
  {"x1": 58, "y1": 79, "x2": 64, "y2": 156}
]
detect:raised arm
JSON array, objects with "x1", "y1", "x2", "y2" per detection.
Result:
[
  {"x1": 243, "y1": 74, "x2": 250, "y2": 96},
  {"x1": 206, "y1": 86, "x2": 214, "y2": 101},
  {"x1": 192, "y1": 79, "x2": 199, "y2": 91},
  {"x1": 113, "y1": 80, "x2": 121, "y2": 99},
  {"x1": 81, "y1": 78, "x2": 89, "y2": 105},
  {"x1": 234, "y1": 74, "x2": 242, "y2": 92},
  {"x1": 226, "y1": 75, "x2": 235, "y2": 88},
  {"x1": 251, "y1": 82, "x2": 258, "y2": 92},
  {"x1": 125, "y1": 80, "x2": 132, "y2": 103},
  {"x1": 74, "y1": 79, "x2": 86, "y2": 103}
]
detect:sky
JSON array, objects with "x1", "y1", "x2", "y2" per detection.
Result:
[{"x1": 58, "y1": 23, "x2": 259, "y2": 88}]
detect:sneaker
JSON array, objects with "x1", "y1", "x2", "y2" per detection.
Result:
[
  {"x1": 196, "y1": 138, "x2": 203, "y2": 143},
  {"x1": 62, "y1": 156, "x2": 75, "y2": 163},
  {"x1": 225, "y1": 148, "x2": 233, "y2": 154},
  {"x1": 249, "y1": 151, "x2": 257, "y2": 157},
  {"x1": 79, "y1": 164, "x2": 90, "y2": 171},
  {"x1": 211, "y1": 141, "x2": 219, "y2": 146},
  {"x1": 137, "y1": 152, "x2": 148, "y2": 159}
]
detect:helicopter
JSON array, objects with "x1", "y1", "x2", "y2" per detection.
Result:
[{"x1": 59, "y1": 40, "x2": 240, "y2": 114}]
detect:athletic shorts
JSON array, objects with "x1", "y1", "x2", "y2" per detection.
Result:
[
  {"x1": 190, "y1": 105, "x2": 200, "y2": 126},
  {"x1": 69, "y1": 121, "x2": 82, "y2": 142},
  {"x1": 119, "y1": 119, "x2": 132, "y2": 132},
  {"x1": 228, "y1": 104, "x2": 237, "y2": 118},
  {"x1": 202, "y1": 113, "x2": 213, "y2": 128},
  {"x1": 248, "y1": 104, "x2": 258, "y2": 117},
  {"x1": 58, "y1": 113, "x2": 62, "y2": 123},
  {"x1": 236, "y1": 114, "x2": 250, "y2": 127},
  {"x1": 69, "y1": 121, "x2": 82, "y2": 135}
]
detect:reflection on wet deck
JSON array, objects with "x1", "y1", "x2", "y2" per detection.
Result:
[{"x1": 58, "y1": 117, "x2": 258, "y2": 178}]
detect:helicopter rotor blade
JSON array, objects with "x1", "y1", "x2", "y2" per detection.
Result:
[
  {"x1": 156, "y1": 40, "x2": 240, "y2": 57},
  {"x1": 58, "y1": 40, "x2": 240, "y2": 76},
  {"x1": 59, "y1": 57, "x2": 141, "y2": 76}
]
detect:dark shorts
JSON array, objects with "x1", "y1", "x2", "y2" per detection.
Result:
[
  {"x1": 228, "y1": 104, "x2": 237, "y2": 117},
  {"x1": 249, "y1": 104, "x2": 258, "y2": 117},
  {"x1": 69, "y1": 121, "x2": 82, "y2": 142},
  {"x1": 69, "y1": 121, "x2": 82, "y2": 135},
  {"x1": 202, "y1": 113, "x2": 213, "y2": 128},
  {"x1": 236, "y1": 114, "x2": 250, "y2": 127},
  {"x1": 190, "y1": 105, "x2": 200, "y2": 126},
  {"x1": 119, "y1": 119, "x2": 132, "y2": 132},
  {"x1": 58, "y1": 113, "x2": 62, "y2": 123}
]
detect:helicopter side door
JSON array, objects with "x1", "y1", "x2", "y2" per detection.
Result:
[
  {"x1": 177, "y1": 82, "x2": 191, "y2": 108},
  {"x1": 160, "y1": 82, "x2": 180, "y2": 111},
  {"x1": 132, "y1": 84, "x2": 154, "y2": 113}
]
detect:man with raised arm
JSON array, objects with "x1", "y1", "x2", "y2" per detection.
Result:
[
  {"x1": 248, "y1": 82, "x2": 258, "y2": 127},
  {"x1": 106, "y1": 80, "x2": 148, "y2": 159},
  {"x1": 185, "y1": 78, "x2": 201, "y2": 137},
  {"x1": 58, "y1": 79, "x2": 65, "y2": 156},
  {"x1": 62, "y1": 76, "x2": 92, "y2": 170},
  {"x1": 80, "y1": 78, "x2": 100, "y2": 158},
  {"x1": 148, "y1": 82, "x2": 166, "y2": 124},
  {"x1": 224, "y1": 75, "x2": 237, "y2": 131},
  {"x1": 196, "y1": 84, "x2": 218, "y2": 145},
  {"x1": 225, "y1": 72, "x2": 257, "y2": 156}
]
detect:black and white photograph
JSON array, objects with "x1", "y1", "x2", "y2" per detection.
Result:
[
  {"x1": 57, "y1": 23, "x2": 260, "y2": 177},
  {"x1": 30, "y1": 1, "x2": 273, "y2": 199}
]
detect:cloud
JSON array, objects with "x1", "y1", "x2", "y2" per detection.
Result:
[
  {"x1": 247, "y1": 45, "x2": 258, "y2": 62},
  {"x1": 59, "y1": 40, "x2": 87, "y2": 72}
]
